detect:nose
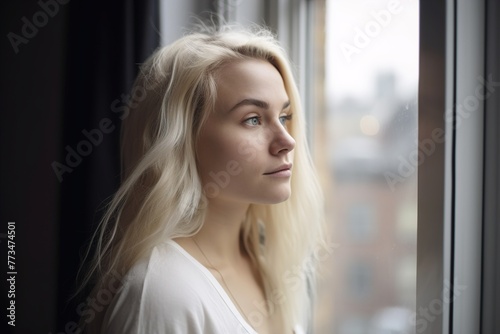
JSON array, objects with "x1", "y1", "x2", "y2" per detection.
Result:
[{"x1": 269, "y1": 125, "x2": 295, "y2": 156}]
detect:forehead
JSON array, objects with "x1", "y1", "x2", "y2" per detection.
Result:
[{"x1": 213, "y1": 59, "x2": 289, "y2": 112}]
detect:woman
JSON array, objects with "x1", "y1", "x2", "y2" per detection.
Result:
[{"x1": 79, "y1": 24, "x2": 325, "y2": 334}]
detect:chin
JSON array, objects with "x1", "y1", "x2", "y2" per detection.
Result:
[{"x1": 260, "y1": 188, "x2": 292, "y2": 204}]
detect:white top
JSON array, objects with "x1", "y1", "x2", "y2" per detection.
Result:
[{"x1": 101, "y1": 240, "x2": 305, "y2": 334}]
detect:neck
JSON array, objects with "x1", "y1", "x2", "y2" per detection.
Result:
[{"x1": 193, "y1": 198, "x2": 250, "y2": 266}]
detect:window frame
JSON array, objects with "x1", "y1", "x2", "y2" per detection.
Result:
[
  {"x1": 481, "y1": 0, "x2": 500, "y2": 332},
  {"x1": 419, "y1": 0, "x2": 500, "y2": 333}
]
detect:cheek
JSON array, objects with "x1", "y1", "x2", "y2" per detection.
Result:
[
  {"x1": 197, "y1": 130, "x2": 247, "y2": 181},
  {"x1": 197, "y1": 132, "x2": 269, "y2": 195},
  {"x1": 236, "y1": 137, "x2": 258, "y2": 163},
  {"x1": 235, "y1": 129, "x2": 273, "y2": 164}
]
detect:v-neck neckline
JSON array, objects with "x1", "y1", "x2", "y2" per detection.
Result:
[{"x1": 166, "y1": 239, "x2": 259, "y2": 334}]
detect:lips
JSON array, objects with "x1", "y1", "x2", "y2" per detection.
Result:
[{"x1": 264, "y1": 163, "x2": 292, "y2": 175}]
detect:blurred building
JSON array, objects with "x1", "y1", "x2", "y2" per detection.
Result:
[{"x1": 315, "y1": 71, "x2": 417, "y2": 334}]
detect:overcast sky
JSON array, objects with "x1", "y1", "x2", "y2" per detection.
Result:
[{"x1": 326, "y1": 0, "x2": 419, "y2": 101}]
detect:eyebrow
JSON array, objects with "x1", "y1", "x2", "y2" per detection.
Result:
[{"x1": 228, "y1": 98, "x2": 290, "y2": 113}]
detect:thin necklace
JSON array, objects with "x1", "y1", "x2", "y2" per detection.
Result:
[{"x1": 191, "y1": 237, "x2": 254, "y2": 327}]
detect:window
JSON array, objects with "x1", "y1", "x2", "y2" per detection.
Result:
[
  {"x1": 347, "y1": 202, "x2": 376, "y2": 242},
  {"x1": 311, "y1": 1, "x2": 419, "y2": 333}
]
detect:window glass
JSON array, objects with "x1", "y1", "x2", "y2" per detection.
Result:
[{"x1": 312, "y1": 1, "x2": 419, "y2": 333}]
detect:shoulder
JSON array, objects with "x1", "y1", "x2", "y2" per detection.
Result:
[
  {"x1": 101, "y1": 241, "x2": 207, "y2": 333},
  {"x1": 131, "y1": 241, "x2": 203, "y2": 300}
]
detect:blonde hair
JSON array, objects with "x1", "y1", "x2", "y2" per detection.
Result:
[{"x1": 79, "y1": 24, "x2": 325, "y2": 332}]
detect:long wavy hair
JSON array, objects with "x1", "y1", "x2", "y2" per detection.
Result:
[{"x1": 79, "y1": 24, "x2": 325, "y2": 332}]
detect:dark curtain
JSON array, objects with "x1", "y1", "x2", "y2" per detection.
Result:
[
  {"x1": 57, "y1": 0, "x2": 160, "y2": 331},
  {"x1": 0, "y1": 0, "x2": 159, "y2": 333}
]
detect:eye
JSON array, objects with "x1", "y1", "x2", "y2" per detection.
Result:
[
  {"x1": 279, "y1": 114, "x2": 293, "y2": 126},
  {"x1": 243, "y1": 116, "x2": 261, "y2": 126}
]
